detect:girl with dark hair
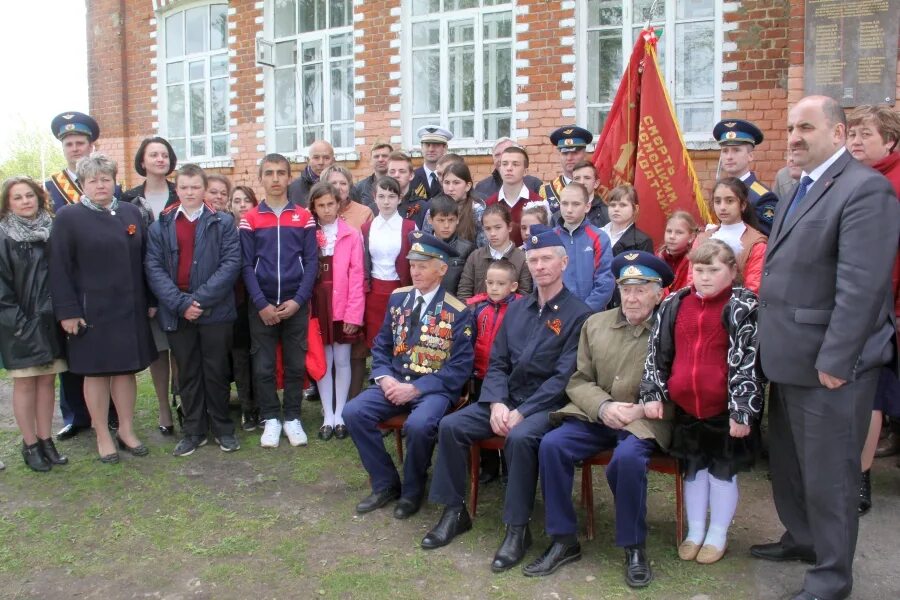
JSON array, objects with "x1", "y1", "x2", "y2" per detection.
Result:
[
  {"x1": 600, "y1": 184, "x2": 654, "y2": 255},
  {"x1": 688, "y1": 177, "x2": 767, "y2": 294},
  {"x1": 457, "y1": 202, "x2": 531, "y2": 300},
  {"x1": 440, "y1": 161, "x2": 486, "y2": 247}
]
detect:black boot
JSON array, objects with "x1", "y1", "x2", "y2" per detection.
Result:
[
  {"x1": 22, "y1": 441, "x2": 51, "y2": 472},
  {"x1": 38, "y1": 438, "x2": 68, "y2": 465},
  {"x1": 858, "y1": 469, "x2": 872, "y2": 516},
  {"x1": 491, "y1": 524, "x2": 532, "y2": 572}
]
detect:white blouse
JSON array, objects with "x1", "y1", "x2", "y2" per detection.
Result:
[
  {"x1": 711, "y1": 222, "x2": 746, "y2": 256},
  {"x1": 369, "y1": 212, "x2": 404, "y2": 281},
  {"x1": 321, "y1": 221, "x2": 338, "y2": 257}
]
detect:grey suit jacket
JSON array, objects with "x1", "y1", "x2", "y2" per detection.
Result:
[
  {"x1": 757, "y1": 151, "x2": 899, "y2": 387},
  {"x1": 772, "y1": 166, "x2": 798, "y2": 203}
]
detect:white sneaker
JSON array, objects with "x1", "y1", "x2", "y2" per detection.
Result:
[
  {"x1": 260, "y1": 419, "x2": 282, "y2": 448},
  {"x1": 283, "y1": 419, "x2": 308, "y2": 447}
]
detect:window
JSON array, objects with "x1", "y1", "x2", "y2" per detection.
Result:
[
  {"x1": 162, "y1": 3, "x2": 229, "y2": 160},
  {"x1": 271, "y1": 0, "x2": 354, "y2": 153},
  {"x1": 578, "y1": 0, "x2": 720, "y2": 139},
  {"x1": 404, "y1": 0, "x2": 514, "y2": 147}
]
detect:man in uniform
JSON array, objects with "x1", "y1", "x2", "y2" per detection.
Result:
[
  {"x1": 713, "y1": 118, "x2": 779, "y2": 235},
  {"x1": 343, "y1": 232, "x2": 473, "y2": 520},
  {"x1": 410, "y1": 126, "x2": 453, "y2": 199},
  {"x1": 287, "y1": 140, "x2": 335, "y2": 207},
  {"x1": 45, "y1": 111, "x2": 118, "y2": 439},
  {"x1": 540, "y1": 126, "x2": 593, "y2": 213},
  {"x1": 525, "y1": 251, "x2": 673, "y2": 588},
  {"x1": 422, "y1": 225, "x2": 591, "y2": 572}
]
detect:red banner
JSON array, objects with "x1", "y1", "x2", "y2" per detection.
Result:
[{"x1": 593, "y1": 29, "x2": 710, "y2": 244}]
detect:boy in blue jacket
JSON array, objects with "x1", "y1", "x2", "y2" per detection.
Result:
[{"x1": 553, "y1": 183, "x2": 614, "y2": 312}]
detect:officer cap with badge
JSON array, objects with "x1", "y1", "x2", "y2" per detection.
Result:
[
  {"x1": 407, "y1": 231, "x2": 459, "y2": 263},
  {"x1": 549, "y1": 125, "x2": 593, "y2": 153},
  {"x1": 416, "y1": 125, "x2": 454, "y2": 146},
  {"x1": 611, "y1": 250, "x2": 675, "y2": 287},
  {"x1": 524, "y1": 224, "x2": 565, "y2": 250},
  {"x1": 51, "y1": 111, "x2": 100, "y2": 143},
  {"x1": 713, "y1": 118, "x2": 764, "y2": 147}
]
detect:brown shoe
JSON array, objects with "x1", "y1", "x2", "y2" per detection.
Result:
[
  {"x1": 696, "y1": 543, "x2": 727, "y2": 564},
  {"x1": 678, "y1": 540, "x2": 701, "y2": 561},
  {"x1": 875, "y1": 431, "x2": 900, "y2": 458}
]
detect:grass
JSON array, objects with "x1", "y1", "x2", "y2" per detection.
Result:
[{"x1": 0, "y1": 371, "x2": 772, "y2": 599}]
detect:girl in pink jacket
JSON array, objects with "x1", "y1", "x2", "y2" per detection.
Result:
[{"x1": 308, "y1": 183, "x2": 365, "y2": 441}]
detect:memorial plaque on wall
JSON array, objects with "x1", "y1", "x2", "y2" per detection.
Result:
[{"x1": 804, "y1": 0, "x2": 899, "y2": 106}]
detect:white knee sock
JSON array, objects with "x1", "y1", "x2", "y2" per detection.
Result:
[
  {"x1": 704, "y1": 474, "x2": 739, "y2": 550},
  {"x1": 332, "y1": 343, "x2": 351, "y2": 426},
  {"x1": 684, "y1": 468, "x2": 710, "y2": 545},
  {"x1": 320, "y1": 345, "x2": 335, "y2": 427}
]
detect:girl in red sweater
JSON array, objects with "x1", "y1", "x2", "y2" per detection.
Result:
[
  {"x1": 642, "y1": 239, "x2": 764, "y2": 565},
  {"x1": 657, "y1": 210, "x2": 698, "y2": 293}
]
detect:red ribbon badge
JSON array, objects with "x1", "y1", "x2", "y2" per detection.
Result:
[{"x1": 546, "y1": 319, "x2": 562, "y2": 336}]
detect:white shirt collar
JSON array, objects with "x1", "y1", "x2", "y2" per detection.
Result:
[
  {"x1": 423, "y1": 165, "x2": 437, "y2": 181},
  {"x1": 738, "y1": 171, "x2": 752, "y2": 182},
  {"x1": 67, "y1": 168, "x2": 79, "y2": 183},
  {"x1": 177, "y1": 203, "x2": 205, "y2": 222},
  {"x1": 374, "y1": 210, "x2": 402, "y2": 228},
  {"x1": 498, "y1": 184, "x2": 529, "y2": 207},
  {"x1": 413, "y1": 286, "x2": 440, "y2": 317},
  {"x1": 489, "y1": 241, "x2": 514, "y2": 260},
  {"x1": 803, "y1": 147, "x2": 846, "y2": 185}
]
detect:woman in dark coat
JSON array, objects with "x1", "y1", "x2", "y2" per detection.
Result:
[
  {"x1": 49, "y1": 153, "x2": 156, "y2": 463},
  {"x1": 0, "y1": 177, "x2": 68, "y2": 471}
]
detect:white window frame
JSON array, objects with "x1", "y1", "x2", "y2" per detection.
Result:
[
  {"x1": 575, "y1": 0, "x2": 722, "y2": 148},
  {"x1": 263, "y1": 0, "x2": 356, "y2": 161},
  {"x1": 401, "y1": 0, "x2": 516, "y2": 153},
  {"x1": 157, "y1": 0, "x2": 231, "y2": 163}
]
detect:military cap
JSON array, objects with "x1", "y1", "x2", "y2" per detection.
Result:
[
  {"x1": 416, "y1": 125, "x2": 454, "y2": 145},
  {"x1": 524, "y1": 224, "x2": 565, "y2": 250},
  {"x1": 713, "y1": 119, "x2": 764, "y2": 147},
  {"x1": 51, "y1": 111, "x2": 100, "y2": 142},
  {"x1": 611, "y1": 250, "x2": 674, "y2": 287},
  {"x1": 549, "y1": 125, "x2": 593, "y2": 153},
  {"x1": 407, "y1": 231, "x2": 458, "y2": 263}
]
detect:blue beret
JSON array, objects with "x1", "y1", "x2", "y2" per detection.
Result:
[
  {"x1": 524, "y1": 224, "x2": 565, "y2": 250},
  {"x1": 611, "y1": 250, "x2": 674, "y2": 287},
  {"x1": 713, "y1": 119, "x2": 763, "y2": 147},
  {"x1": 407, "y1": 231, "x2": 458, "y2": 263},
  {"x1": 549, "y1": 126, "x2": 593, "y2": 153},
  {"x1": 51, "y1": 111, "x2": 100, "y2": 142}
]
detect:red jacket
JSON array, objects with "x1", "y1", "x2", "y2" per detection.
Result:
[
  {"x1": 657, "y1": 246, "x2": 691, "y2": 294},
  {"x1": 871, "y1": 152, "x2": 900, "y2": 325},
  {"x1": 467, "y1": 292, "x2": 521, "y2": 379}
]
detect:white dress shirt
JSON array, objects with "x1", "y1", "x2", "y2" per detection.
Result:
[
  {"x1": 176, "y1": 203, "x2": 205, "y2": 222},
  {"x1": 803, "y1": 147, "x2": 846, "y2": 187},
  {"x1": 369, "y1": 211, "x2": 404, "y2": 281},
  {"x1": 321, "y1": 221, "x2": 338, "y2": 257},
  {"x1": 498, "y1": 184, "x2": 530, "y2": 209}
]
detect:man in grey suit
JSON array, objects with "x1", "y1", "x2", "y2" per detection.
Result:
[{"x1": 752, "y1": 95, "x2": 899, "y2": 600}]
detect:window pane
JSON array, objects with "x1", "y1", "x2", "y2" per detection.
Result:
[
  {"x1": 588, "y1": 107, "x2": 611, "y2": 135},
  {"x1": 185, "y1": 6, "x2": 207, "y2": 54},
  {"x1": 676, "y1": 102, "x2": 713, "y2": 134},
  {"x1": 448, "y1": 116, "x2": 474, "y2": 139},
  {"x1": 331, "y1": 58, "x2": 354, "y2": 121},
  {"x1": 448, "y1": 0, "x2": 478, "y2": 10},
  {"x1": 411, "y1": 116, "x2": 434, "y2": 136},
  {"x1": 677, "y1": 0, "x2": 715, "y2": 20},
  {"x1": 212, "y1": 134, "x2": 228, "y2": 157},
  {"x1": 299, "y1": 0, "x2": 326, "y2": 33},
  {"x1": 190, "y1": 82, "x2": 206, "y2": 136},
  {"x1": 166, "y1": 61, "x2": 184, "y2": 83},
  {"x1": 412, "y1": 21, "x2": 440, "y2": 47},
  {"x1": 274, "y1": 0, "x2": 296, "y2": 38},
  {"x1": 411, "y1": 0, "x2": 440, "y2": 17},
  {"x1": 189, "y1": 60, "x2": 205, "y2": 81},
  {"x1": 170, "y1": 138, "x2": 186, "y2": 160},
  {"x1": 167, "y1": 85, "x2": 185, "y2": 137},
  {"x1": 276, "y1": 40, "x2": 296, "y2": 67},
  {"x1": 210, "y1": 78, "x2": 227, "y2": 133},
  {"x1": 633, "y1": 0, "x2": 664, "y2": 23},
  {"x1": 210, "y1": 54, "x2": 228, "y2": 77},
  {"x1": 302, "y1": 125, "x2": 324, "y2": 147},
  {"x1": 676, "y1": 21, "x2": 714, "y2": 99},
  {"x1": 330, "y1": 32, "x2": 353, "y2": 58},
  {"x1": 276, "y1": 129, "x2": 297, "y2": 153},
  {"x1": 210, "y1": 4, "x2": 227, "y2": 51},
  {"x1": 449, "y1": 19, "x2": 474, "y2": 44},
  {"x1": 165, "y1": 12, "x2": 184, "y2": 57},
  {"x1": 482, "y1": 11, "x2": 511, "y2": 40},
  {"x1": 330, "y1": 0, "x2": 351, "y2": 28},
  {"x1": 483, "y1": 113, "x2": 511, "y2": 140},
  {"x1": 449, "y1": 46, "x2": 475, "y2": 113},
  {"x1": 587, "y1": 0, "x2": 622, "y2": 27},
  {"x1": 483, "y1": 44, "x2": 511, "y2": 109},
  {"x1": 191, "y1": 138, "x2": 206, "y2": 157},
  {"x1": 302, "y1": 40, "x2": 323, "y2": 63},
  {"x1": 302, "y1": 63, "x2": 324, "y2": 126},
  {"x1": 330, "y1": 123, "x2": 352, "y2": 149},
  {"x1": 274, "y1": 69, "x2": 297, "y2": 126},
  {"x1": 412, "y1": 49, "x2": 440, "y2": 114},
  {"x1": 587, "y1": 30, "x2": 622, "y2": 104}
]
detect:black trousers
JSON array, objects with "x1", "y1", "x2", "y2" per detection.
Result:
[
  {"x1": 769, "y1": 373, "x2": 878, "y2": 600},
  {"x1": 248, "y1": 304, "x2": 308, "y2": 421},
  {"x1": 167, "y1": 321, "x2": 234, "y2": 438}
]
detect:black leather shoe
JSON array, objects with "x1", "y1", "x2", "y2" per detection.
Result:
[
  {"x1": 116, "y1": 435, "x2": 150, "y2": 457},
  {"x1": 791, "y1": 591, "x2": 823, "y2": 600},
  {"x1": 99, "y1": 452, "x2": 120, "y2": 464},
  {"x1": 522, "y1": 541, "x2": 582, "y2": 577},
  {"x1": 56, "y1": 424, "x2": 89, "y2": 441},
  {"x1": 421, "y1": 506, "x2": 473, "y2": 549},
  {"x1": 491, "y1": 524, "x2": 532, "y2": 572},
  {"x1": 393, "y1": 496, "x2": 423, "y2": 520},
  {"x1": 158, "y1": 424, "x2": 175, "y2": 436},
  {"x1": 334, "y1": 424, "x2": 349, "y2": 439},
  {"x1": 318, "y1": 425, "x2": 334, "y2": 441},
  {"x1": 750, "y1": 542, "x2": 816, "y2": 564},
  {"x1": 355, "y1": 487, "x2": 400, "y2": 514},
  {"x1": 858, "y1": 469, "x2": 872, "y2": 516},
  {"x1": 624, "y1": 546, "x2": 652, "y2": 588},
  {"x1": 38, "y1": 438, "x2": 68, "y2": 465},
  {"x1": 22, "y1": 441, "x2": 51, "y2": 472}
]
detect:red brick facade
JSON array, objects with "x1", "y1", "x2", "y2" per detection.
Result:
[{"x1": 87, "y1": 0, "x2": 899, "y2": 202}]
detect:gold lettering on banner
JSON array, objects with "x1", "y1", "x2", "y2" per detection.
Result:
[{"x1": 636, "y1": 115, "x2": 677, "y2": 216}]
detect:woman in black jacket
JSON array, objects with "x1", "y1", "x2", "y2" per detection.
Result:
[{"x1": 0, "y1": 177, "x2": 68, "y2": 471}]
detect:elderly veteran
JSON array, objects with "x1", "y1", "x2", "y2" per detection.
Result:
[
  {"x1": 422, "y1": 224, "x2": 591, "y2": 573},
  {"x1": 523, "y1": 251, "x2": 673, "y2": 586},
  {"x1": 343, "y1": 232, "x2": 473, "y2": 520}
]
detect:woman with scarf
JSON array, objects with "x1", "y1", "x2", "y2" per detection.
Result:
[
  {"x1": 0, "y1": 177, "x2": 67, "y2": 471},
  {"x1": 49, "y1": 153, "x2": 156, "y2": 464}
]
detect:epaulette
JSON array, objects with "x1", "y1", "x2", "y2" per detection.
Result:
[
  {"x1": 749, "y1": 181, "x2": 769, "y2": 196},
  {"x1": 442, "y1": 293, "x2": 466, "y2": 312},
  {"x1": 392, "y1": 285, "x2": 414, "y2": 295}
]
